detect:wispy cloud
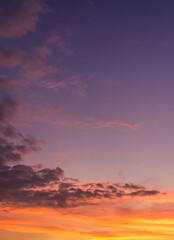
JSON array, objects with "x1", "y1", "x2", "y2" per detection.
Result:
[
  {"x1": 17, "y1": 32, "x2": 81, "y2": 95},
  {"x1": 47, "y1": 34, "x2": 73, "y2": 56},
  {"x1": 19, "y1": 105, "x2": 139, "y2": 130},
  {"x1": 0, "y1": 77, "x2": 14, "y2": 88},
  {"x1": 51, "y1": 117, "x2": 138, "y2": 130},
  {"x1": 21, "y1": 57, "x2": 58, "y2": 81},
  {"x1": 34, "y1": 45, "x2": 53, "y2": 59},
  {"x1": 0, "y1": 48, "x2": 23, "y2": 68},
  {"x1": 39, "y1": 72, "x2": 88, "y2": 96}
]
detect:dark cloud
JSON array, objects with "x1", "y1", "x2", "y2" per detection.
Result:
[
  {"x1": 0, "y1": 165, "x2": 64, "y2": 191},
  {"x1": 0, "y1": 0, "x2": 50, "y2": 39},
  {"x1": 0, "y1": 170, "x2": 160, "y2": 209},
  {"x1": 129, "y1": 190, "x2": 160, "y2": 197},
  {"x1": 0, "y1": 131, "x2": 41, "y2": 166},
  {"x1": 123, "y1": 183, "x2": 145, "y2": 190},
  {"x1": 0, "y1": 94, "x2": 41, "y2": 166}
]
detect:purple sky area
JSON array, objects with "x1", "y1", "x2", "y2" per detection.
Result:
[{"x1": 1, "y1": 0, "x2": 174, "y2": 191}]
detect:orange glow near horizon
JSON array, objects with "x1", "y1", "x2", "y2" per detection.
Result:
[{"x1": 1, "y1": 192, "x2": 174, "y2": 240}]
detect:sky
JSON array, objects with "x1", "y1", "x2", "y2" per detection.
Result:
[{"x1": 0, "y1": 0, "x2": 174, "y2": 239}]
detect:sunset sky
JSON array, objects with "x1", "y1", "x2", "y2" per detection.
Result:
[{"x1": 0, "y1": 0, "x2": 174, "y2": 239}]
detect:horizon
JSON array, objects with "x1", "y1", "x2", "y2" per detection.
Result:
[{"x1": 0, "y1": 0, "x2": 174, "y2": 239}]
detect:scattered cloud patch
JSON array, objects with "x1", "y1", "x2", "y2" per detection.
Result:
[
  {"x1": 0, "y1": 0, "x2": 50, "y2": 38},
  {"x1": 18, "y1": 104, "x2": 139, "y2": 130},
  {"x1": 0, "y1": 94, "x2": 41, "y2": 166},
  {"x1": 0, "y1": 77, "x2": 15, "y2": 88},
  {"x1": 0, "y1": 48, "x2": 23, "y2": 68}
]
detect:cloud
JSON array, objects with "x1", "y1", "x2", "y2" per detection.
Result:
[
  {"x1": 47, "y1": 34, "x2": 72, "y2": 55},
  {"x1": 33, "y1": 33, "x2": 72, "y2": 58},
  {"x1": 19, "y1": 104, "x2": 138, "y2": 130},
  {"x1": 20, "y1": 33, "x2": 73, "y2": 84},
  {"x1": 0, "y1": 0, "x2": 50, "y2": 38},
  {"x1": 0, "y1": 95, "x2": 19, "y2": 122},
  {"x1": 0, "y1": 30, "x2": 81, "y2": 97},
  {"x1": 0, "y1": 48, "x2": 22, "y2": 68},
  {"x1": 39, "y1": 72, "x2": 88, "y2": 97},
  {"x1": 0, "y1": 94, "x2": 41, "y2": 166},
  {"x1": 0, "y1": 0, "x2": 49, "y2": 38},
  {"x1": 18, "y1": 34, "x2": 70, "y2": 83},
  {"x1": 49, "y1": 116, "x2": 138, "y2": 130},
  {"x1": 0, "y1": 77, "x2": 15, "y2": 87},
  {"x1": 34, "y1": 45, "x2": 53, "y2": 59},
  {"x1": 21, "y1": 58, "x2": 58, "y2": 81},
  {"x1": 0, "y1": 167, "x2": 160, "y2": 209}
]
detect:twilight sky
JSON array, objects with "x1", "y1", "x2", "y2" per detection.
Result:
[{"x1": 0, "y1": 0, "x2": 174, "y2": 239}]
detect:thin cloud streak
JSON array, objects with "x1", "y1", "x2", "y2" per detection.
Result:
[{"x1": 20, "y1": 107, "x2": 139, "y2": 130}]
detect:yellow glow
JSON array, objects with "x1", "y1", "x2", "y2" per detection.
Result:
[{"x1": 1, "y1": 193, "x2": 174, "y2": 240}]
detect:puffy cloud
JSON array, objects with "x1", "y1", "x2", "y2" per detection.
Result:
[
  {"x1": 0, "y1": 168, "x2": 160, "y2": 209},
  {"x1": 0, "y1": 0, "x2": 50, "y2": 39},
  {"x1": 0, "y1": 165, "x2": 64, "y2": 190},
  {"x1": 0, "y1": 128, "x2": 41, "y2": 166},
  {"x1": 0, "y1": 94, "x2": 41, "y2": 166}
]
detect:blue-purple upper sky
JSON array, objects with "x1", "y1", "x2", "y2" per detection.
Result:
[{"x1": 1, "y1": 0, "x2": 174, "y2": 189}]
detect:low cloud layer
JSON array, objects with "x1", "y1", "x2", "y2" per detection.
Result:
[
  {"x1": 0, "y1": 94, "x2": 160, "y2": 209},
  {"x1": 0, "y1": 167, "x2": 160, "y2": 209}
]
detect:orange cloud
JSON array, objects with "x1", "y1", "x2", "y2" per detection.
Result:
[{"x1": 0, "y1": 192, "x2": 174, "y2": 240}]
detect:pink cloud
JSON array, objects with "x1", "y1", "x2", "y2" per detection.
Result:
[
  {"x1": 34, "y1": 45, "x2": 53, "y2": 59},
  {"x1": 21, "y1": 58, "x2": 58, "y2": 81},
  {"x1": 47, "y1": 34, "x2": 72, "y2": 55},
  {"x1": 51, "y1": 116, "x2": 138, "y2": 130},
  {"x1": 17, "y1": 32, "x2": 74, "y2": 85},
  {"x1": 0, "y1": 0, "x2": 50, "y2": 38},
  {"x1": 39, "y1": 72, "x2": 88, "y2": 97},
  {"x1": 0, "y1": 48, "x2": 23, "y2": 68},
  {"x1": 0, "y1": 77, "x2": 16, "y2": 88},
  {"x1": 17, "y1": 104, "x2": 138, "y2": 130}
]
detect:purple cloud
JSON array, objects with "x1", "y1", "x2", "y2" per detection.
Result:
[
  {"x1": 0, "y1": 77, "x2": 14, "y2": 88},
  {"x1": 0, "y1": 94, "x2": 41, "y2": 166},
  {"x1": 0, "y1": 0, "x2": 50, "y2": 39},
  {"x1": 0, "y1": 48, "x2": 22, "y2": 68},
  {"x1": 0, "y1": 167, "x2": 160, "y2": 208}
]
